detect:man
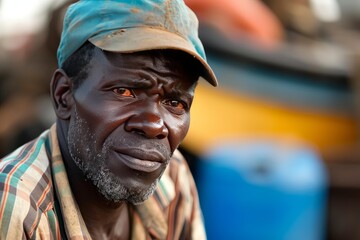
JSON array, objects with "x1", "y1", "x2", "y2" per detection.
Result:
[{"x1": 0, "y1": 0, "x2": 217, "y2": 239}]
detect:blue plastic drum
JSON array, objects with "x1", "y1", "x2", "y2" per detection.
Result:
[{"x1": 197, "y1": 141, "x2": 327, "y2": 240}]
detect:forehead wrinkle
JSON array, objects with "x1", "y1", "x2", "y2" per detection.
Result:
[
  {"x1": 99, "y1": 49, "x2": 167, "y2": 77},
  {"x1": 137, "y1": 67, "x2": 182, "y2": 92},
  {"x1": 166, "y1": 87, "x2": 194, "y2": 100},
  {"x1": 95, "y1": 48, "x2": 193, "y2": 91},
  {"x1": 92, "y1": 50, "x2": 150, "y2": 87},
  {"x1": 138, "y1": 65, "x2": 196, "y2": 97}
]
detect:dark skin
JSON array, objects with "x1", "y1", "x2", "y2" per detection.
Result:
[{"x1": 50, "y1": 48, "x2": 198, "y2": 239}]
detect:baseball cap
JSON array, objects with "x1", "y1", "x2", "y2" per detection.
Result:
[{"x1": 57, "y1": 0, "x2": 218, "y2": 86}]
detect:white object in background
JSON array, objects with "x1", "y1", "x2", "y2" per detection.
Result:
[
  {"x1": 0, "y1": 0, "x2": 67, "y2": 36},
  {"x1": 309, "y1": 0, "x2": 341, "y2": 22}
]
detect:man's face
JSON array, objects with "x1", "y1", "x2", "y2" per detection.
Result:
[{"x1": 67, "y1": 49, "x2": 198, "y2": 204}]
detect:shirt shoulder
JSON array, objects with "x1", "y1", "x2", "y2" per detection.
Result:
[
  {"x1": 0, "y1": 130, "x2": 55, "y2": 239},
  {"x1": 154, "y1": 149, "x2": 192, "y2": 206},
  {"x1": 157, "y1": 149, "x2": 206, "y2": 239}
]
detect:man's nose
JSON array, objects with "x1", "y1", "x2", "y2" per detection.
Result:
[{"x1": 125, "y1": 110, "x2": 169, "y2": 139}]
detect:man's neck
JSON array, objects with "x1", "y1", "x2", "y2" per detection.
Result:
[{"x1": 56, "y1": 120, "x2": 131, "y2": 239}]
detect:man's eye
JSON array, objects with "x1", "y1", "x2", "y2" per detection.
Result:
[
  {"x1": 113, "y1": 88, "x2": 134, "y2": 97},
  {"x1": 164, "y1": 100, "x2": 186, "y2": 110}
]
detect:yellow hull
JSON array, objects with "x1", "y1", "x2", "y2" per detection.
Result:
[{"x1": 183, "y1": 84, "x2": 358, "y2": 156}]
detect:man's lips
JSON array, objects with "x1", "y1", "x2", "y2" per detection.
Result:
[{"x1": 111, "y1": 149, "x2": 167, "y2": 173}]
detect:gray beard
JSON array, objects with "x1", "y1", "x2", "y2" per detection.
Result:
[{"x1": 67, "y1": 109, "x2": 160, "y2": 205}]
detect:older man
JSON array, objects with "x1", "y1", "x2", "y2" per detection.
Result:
[{"x1": 0, "y1": 0, "x2": 217, "y2": 239}]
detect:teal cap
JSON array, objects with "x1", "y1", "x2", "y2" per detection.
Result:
[{"x1": 57, "y1": 0, "x2": 218, "y2": 86}]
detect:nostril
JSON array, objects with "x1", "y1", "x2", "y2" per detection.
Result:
[
  {"x1": 131, "y1": 129, "x2": 147, "y2": 137},
  {"x1": 156, "y1": 132, "x2": 167, "y2": 139},
  {"x1": 156, "y1": 127, "x2": 168, "y2": 139}
]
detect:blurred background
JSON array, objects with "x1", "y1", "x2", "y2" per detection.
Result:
[{"x1": 1, "y1": 0, "x2": 360, "y2": 239}]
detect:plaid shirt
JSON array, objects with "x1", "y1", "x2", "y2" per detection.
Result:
[{"x1": 0, "y1": 124, "x2": 206, "y2": 239}]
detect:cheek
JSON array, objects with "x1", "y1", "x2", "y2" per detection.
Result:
[
  {"x1": 74, "y1": 101, "x2": 133, "y2": 147},
  {"x1": 167, "y1": 115, "x2": 190, "y2": 151}
]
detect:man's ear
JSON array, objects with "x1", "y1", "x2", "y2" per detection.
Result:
[{"x1": 50, "y1": 69, "x2": 74, "y2": 120}]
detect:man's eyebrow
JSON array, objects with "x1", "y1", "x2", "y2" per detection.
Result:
[
  {"x1": 102, "y1": 77, "x2": 153, "y2": 88},
  {"x1": 128, "y1": 78, "x2": 153, "y2": 87}
]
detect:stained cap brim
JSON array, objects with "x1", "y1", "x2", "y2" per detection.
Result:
[{"x1": 89, "y1": 27, "x2": 218, "y2": 86}]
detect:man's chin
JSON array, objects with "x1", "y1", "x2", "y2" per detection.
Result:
[
  {"x1": 102, "y1": 185, "x2": 157, "y2": 206},
  {"x1": 91, "y1": 173, "x2": 159, "y2": 205},
  {"x1": 124, "y1": 179, "x2": 159, "y2": 205}
]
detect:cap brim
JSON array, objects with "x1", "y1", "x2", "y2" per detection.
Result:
[{"x1": 89, "y1": 27, "x2": 218, "y2": 86}]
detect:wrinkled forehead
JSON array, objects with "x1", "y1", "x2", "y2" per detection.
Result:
[{"x1": 94, "y1": 48, "x2": 203, "y2": 81}]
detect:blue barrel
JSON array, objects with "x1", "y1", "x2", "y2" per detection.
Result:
[{"x1": 197, "y1": 141, "x2": 328, "y2": 240}]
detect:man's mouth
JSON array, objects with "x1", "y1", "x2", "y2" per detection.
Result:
[{"x1": 112, "y1": 149, "x2": 166, "y2": 173}]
